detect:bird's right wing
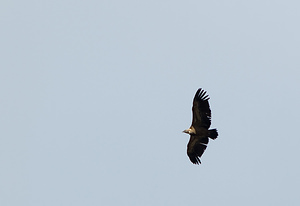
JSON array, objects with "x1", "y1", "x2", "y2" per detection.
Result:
[{"x1": 187, "y1": 136, "x2": 209, "y2": 164}]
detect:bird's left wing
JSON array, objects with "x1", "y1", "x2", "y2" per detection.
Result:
[{"x1": 192, "y1": 88, "x2": 212, "y2": 129}]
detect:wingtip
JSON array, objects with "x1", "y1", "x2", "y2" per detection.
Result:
[
  {"x1": 193, "y1": 159, "x2": 201, "y2": 165},
  {"x1": 194, "y1": 88, "x2": 210, "y2": 101},
  {"x1": 188, "y1": 155, "x2": 202, "y2": 165}
]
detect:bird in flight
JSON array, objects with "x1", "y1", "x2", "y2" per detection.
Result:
[{"x1": 183, "y1": 88, "x2": 218, "y2": 164}]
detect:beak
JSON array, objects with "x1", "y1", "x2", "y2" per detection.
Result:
[{"x1": 182, "y1": 130, "x2": 188, "y2": 134}]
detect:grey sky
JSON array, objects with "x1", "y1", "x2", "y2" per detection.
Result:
[{"x1": 1, "y1": 0, "x2": 300, "y2": 205}]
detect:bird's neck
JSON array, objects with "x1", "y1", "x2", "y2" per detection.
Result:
[{"x1": 189, "y1": 126, "x2": 196, "y2": 134}]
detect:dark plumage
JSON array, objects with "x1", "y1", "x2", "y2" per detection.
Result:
[{"x1": 183, "y1": 88, "x2": 218, "y2": 164}]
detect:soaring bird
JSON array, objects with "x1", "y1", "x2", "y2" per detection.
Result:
[{"x1": 183, "y1": 88, "x2": 218, "y2": 164}]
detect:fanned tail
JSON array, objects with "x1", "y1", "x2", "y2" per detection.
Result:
[{"x1": 209, "y1": 129, "x2": 218, "y2": 140}]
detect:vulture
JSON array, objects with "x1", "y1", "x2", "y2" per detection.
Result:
[{"x1": 183, "y1": 88, "x2": 218, "y2": 164}]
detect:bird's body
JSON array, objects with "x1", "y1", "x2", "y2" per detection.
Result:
[{"x1": 183, "y1": 88, "x2": 218, "y2": 164}]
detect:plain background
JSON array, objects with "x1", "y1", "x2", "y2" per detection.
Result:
[{"x1": 1, "y1": 0, "x2": 300, "y2": 205}]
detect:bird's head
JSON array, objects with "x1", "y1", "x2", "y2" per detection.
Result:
[{"x1": 182, "y1": 127, "x2": 196, "y2": 135}]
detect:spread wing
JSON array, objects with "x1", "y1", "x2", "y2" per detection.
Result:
[
  {"x1": 192, "y1": 88, "x2": 211, "y2": 129},
  {"x1": 187, "y1": 136, "x2": 209, "y2": 164}
]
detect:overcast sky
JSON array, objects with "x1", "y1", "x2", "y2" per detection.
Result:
[{"x1": 1, "y1": 1, "x2": 300, "y2": 205}]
